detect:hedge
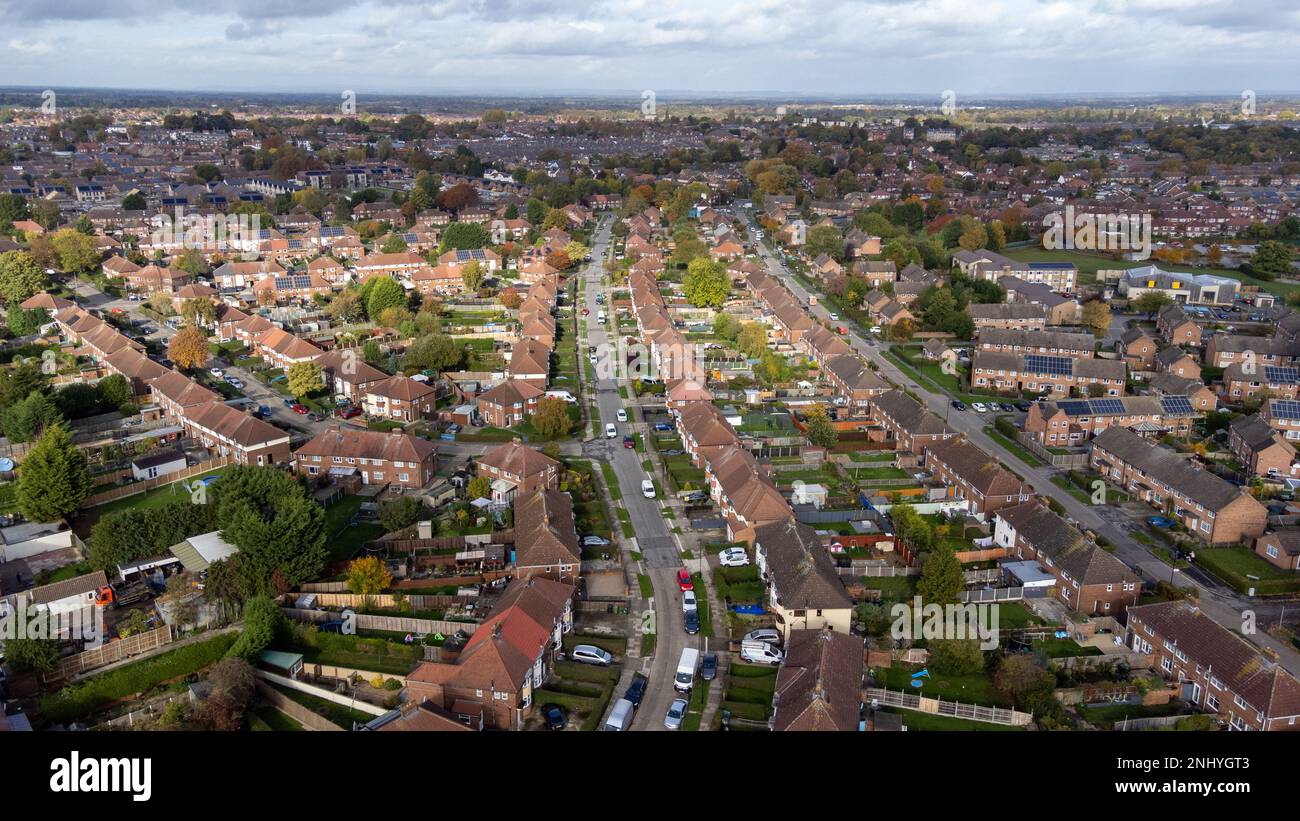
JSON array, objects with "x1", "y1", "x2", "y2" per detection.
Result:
[{"x1": 40, "y1": 632, "x2": 238, "y2": 724}]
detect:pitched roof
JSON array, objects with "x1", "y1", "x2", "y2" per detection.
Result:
[
  {"x1": 477, "y1": 439, "x2": 559, "y2": 479},
  {"x1": 366, "y1": 375, "x2": 437, "y2": 402},
  {"x1": 513, "y1": 489, "x2": 580, "y2": 569},
  {"x1": 1092, "y1": 426, "x2": 1259, "y2": 513},
  {"x1": 925, "y1": 437, "x2": 1030, "y2": 498},
  {"x1": 295, "y1": 427, "x2": 437, "y2": 464},
  {"x1": 754, "y1": 520, "x2": 852, "y2": 610},
  {"x1": 773, "y1": 628, "x2": 864, "y2": 732},
  {"x1": 995, "y1": 501, "x2": 1140, "y2": 585},
  {"x1": 28, "y1": 570, "x2": 109, "y2": 605}
]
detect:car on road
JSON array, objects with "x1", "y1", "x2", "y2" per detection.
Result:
[
  {"x1": 623, "y1": 435, "x2": 635, "y2": 449},
  {"x1": 663, "y1": 698, "x2": 688, "y2": 730},
  {"x1": 338, "y1": 406, "x2": 361, "y2": 419},
  {"x1": 683, "y1": 609, "x2": 700, "y2": 634},
  {"x1": 676, "y1": 568, "x2": 693, "y2": 591},
  {"x1": 605, "y1": 423, "x2": 617, "y2": 438},
  {"x1": 623, "y1": 673, "x2": 648, "y2": 708},
  {"x1": 292, "y1": 404, "x2": 309, "y2": 414},
  {"x1": 700, "y1": 653, "x2": 718, "y2": 681},
  {"x1": 718, "y1": 547, "x2": 750, "y2": 567},
  {"x1": 1014, "y1": 402, "x2": 1031, "y2": 412},
  {"x1": 209, "y1": 368, "x2": 224, "y2": 378},
  {"x1": 582, "y1": 535, "x2": 611, "y2": 547},
  {"x1": 616, "y1": 408, "x2": 628, "y2": 422},
  {"x1": 257, "y1": 405, "x2": 272, "y2": 418},
  {"x1": 283, "y1": 398, "x2": 297, "y2": 408},
  {"x1": 307, "y1": 412, "x2": 324, "y2": 422},
  {"x1": 543, "y1": 704, "x2": 566, "y2": 730},
  {"x1": 570, "y1": 644, "x2": 614, "y2": 666},
  {"x1": 950, "y1": 400, "x2": 967, "y2": 412},
  {"x1": 1148, "y1": 516, "x2": 1177, "y2": 528},
  {"x1": 641, "y1": 479, "x2": 656, "y2": 498},
  {"x1": 744, "y1": 628, "x2": 782, "y2": 645},
  {"x1": 681, "y1": 590, "x2": 698, "y2": 612},
  {"x1": 828, "y1": 313, "x2": 839, "y2": 321},
  {"x1": 581, "y1": 308, "x2": 589, "y2": 316}
]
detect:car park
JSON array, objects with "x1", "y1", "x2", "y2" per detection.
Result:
[
  {"x1": 663, "y1": 698, "x2": 687, "y2": 730},
  {"x1": 570, "y1": 644, "x2": 614, "y2": 666},
  {"x1": 676, "y1": 569, "x2": 693, "y2": 591},
  {"x1": 718, "y1": 547, "x2": 750, "y2": 567}
]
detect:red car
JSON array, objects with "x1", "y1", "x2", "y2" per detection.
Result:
[
  {"x1": 292, "y1": 404, "x2": 309, "y2": 414},
  {"x1": 337, "y1": 406, "x2": 362, "y2": 419},
  {"x1": 622, "y1": 435, "x2": 635, "y2": 449},
  {"x1": 676, "y1": 569, "x2": 693, "y2": 591},
  {"x1": 581, "y1": 308, "x2": 590, "y2": 316}
]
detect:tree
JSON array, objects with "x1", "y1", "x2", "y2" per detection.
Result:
[
  {"x1": 467, "y1": 475, "x2": 491, "y2": 500},
  {"x1": 364, "y1": 276, "x2": 406, "y2": 319},
  {"x1": 1132, "y1": 291, "x2": 1172, "y2": 318},
  {"x1": 226, "y1": 595, "x2": 285, "y2": 661},
  {"x1": 401, "y1": 333, "x2": 463, "y2": 372},
  {"x1": 285, "y1": 361, "x2": 322, "y2": 399},
  {"x1": 928, "y1": 638, "x2": 985, "y2": 676},
  {"x1": 916, "y1": 544, "x2": 963, "y2": 605},
  {"x1": 682, "y1": 258, "x2": 730, "y2": 308},
  {"x1": 4, "y1": 637, "x2": 60, "y2": 673},
  {"x1": 1080, "y1": 300, "x2": 1110, "y2": 335},
  {"x1": 803, "y1": 404, "x2": 839, "y2": 449},
  {"x1": 737, "y1": 322, "x2": 769, "y2": 358},
  {"x1": 2, "y1": 390, "x2": 63, "y2": 443},
  {"x1": 121, "y1": 191, "x2": 147, "y2": 211},
  {"x1": 460, "y1": 260, "x2": 485, "y2": 292},
  {"x1": 198, "y1": 657, "x2": 256, "y2": 731},
  {"x1": 1249, "y1": 240, "x2": 1293, "y2": 278},
  {"x1": 994, "y1": 654, "x2": 1056, "y2": 706},
  {"x1": 0, "y1": 250, "x2": 49, "y2": 304},
  {"x1": 378, "y1": 495, "x2": 429, "y2": 532},
  {"x1": 6, "y1": 304, "x2": 49, "y2": 335},
  {"x1": 347, "y1": 556, "x2": 392, "y2": 596},
  {"x1": 16, "y1": 423, "x2": 91, "y2": 522},
  {"x1": 48, "y1": 228, "x2": 99, "y2": 273},
  {"x1": 180, "y1": 298, "x2": 216, "y2": 327},
  {"x1": 529, "y1": 397, "x2": 573, "y2": 438},
  {"x1": 438, "y1": 222, "x2": 491, "y2": 253},
  {"x1": 168, "y1": 325, "x2": 210, "y2": 371},
  {"x1": 805, "y1": 224, "x2": 844, "y2": 261},
  {"x1": 214, "y1": 467, "x2": 327, "y2": 593}
]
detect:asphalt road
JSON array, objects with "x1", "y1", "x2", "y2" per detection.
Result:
[{"x1": 736, "y1": 211, "x2": 1300, "y2": 676}]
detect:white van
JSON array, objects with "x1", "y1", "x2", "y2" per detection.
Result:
[
  {"x1": 605, "y1": 423, "x2": 617, "y2": 439},
  {"x1": 674, "y1": 647, "x2": 700, "y2": 692},
  {"x1": 602, "y1": 698, "x2": 635, "y2": 731},
  {"x1": 641, "y1": 479, "x2": 656, "y2": 498},
  {"x1": 597, "y1": 310, "x2": 607, "y2": 324},
  {"x1": 545, "y1": 390, "x2": 577, "y2": 404},
  {"x1": 740, "y1": 640, "x2": 784, "y2": 666}
]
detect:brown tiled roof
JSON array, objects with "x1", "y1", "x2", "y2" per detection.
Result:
[
  {"x1": 477, "y1": 439, "x2": 559, "y2": 479},
  {"x1": 754, "y1": 520, "x2": 852, "y2": 610},
  {"x1": 366, "y1": 375, "x2": 437, "y2": 402},
  {"x1": 925, "y1": 437, "x2": 1030, "y2": 499},
  {"x1": 477, "y1": 380, "x2": 544, "y2": 408},
  {"x1": 295, "y1": 427, "x2": 436, "y2": 464},
  {"x1": 995, "y1": 501, "x2": 1140, "y2": 585},
  {"x1": 773, "y1": 628, "x2": 864, "y2": 732},
  {"x1": 513, "y1": 489, "x2": 580, "y2": 569},
  {"x1": 186, "y1": 401, "x2": 289, "y2": 448},
  {"x1": 1092, "y1": 426, "x2": 1256, "y2": 513}
]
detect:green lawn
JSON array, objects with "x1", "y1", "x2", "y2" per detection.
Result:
[
  {"x1": 872, "y1": 665, "x2": 1010, "y2": 708},
  {"x1": 322, "y1": 495, "x2": 386, "y2": 562},
  {"x1": 1195, "y1": 547, "x2": 1300, "y2": 595},
  {"x1": 982, "y1": 426, "x2": 1046, "y2": 468},
  {"x1": 90, "y1": 466, "x2": 231, "y2": 515},
  {"x1": 863, "y1": 575, "x2": 916, "y2": 602},
  {"x1": 880, "y1": 707, "x2": 1025, "y2": 731}
]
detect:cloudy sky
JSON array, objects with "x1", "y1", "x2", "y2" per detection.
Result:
[{"x1": 1, "y1": 0, "x2": 1298, "y2": 98}]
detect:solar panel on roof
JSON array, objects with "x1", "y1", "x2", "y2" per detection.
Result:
[
  {"x1": 1265, "y1": 366, "x2": 1300, "y2": 384},
  {"x1": 1160, "y1": 396, "x2": 1194, "y2": 415},
  {"x1": 1090, "y1": 398, "x2": 1126, "y2": 415},
  {"x1": 1024, "y1": 354, "x2": 1072, "y2": 376},
  {"x1": 1058, "y1": 400, "x2": 1091, "y2": 416},
  {"x1": 1271, "y1": 399, "x2": 1300, "y2": 420}
]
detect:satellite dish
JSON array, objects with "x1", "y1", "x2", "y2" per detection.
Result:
[{"x1": 0, "y1": 458, "x2": 14, "y2": 472}]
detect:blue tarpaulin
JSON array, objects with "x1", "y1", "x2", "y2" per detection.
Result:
[{"x1": 730, "y1": 604, "x2": 764, "y2": 615}]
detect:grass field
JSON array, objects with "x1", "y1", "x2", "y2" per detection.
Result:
[
  {"x1": 1003, "y1": 246, "x2": 1300, "y2": 298},
  {"x1": 90, "y1": 466, "x2": 231, "y2": 516}
]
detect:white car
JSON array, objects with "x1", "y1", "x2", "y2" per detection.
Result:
[
  {"x1": 209, "y1": 368, "x2": 224, "y2": 378},
  {"x1": 828, "y1": 313, "x2": 839, "y2": 321},
  {"x1": 641, "y1": 479, "x2": 656, "y2": 498},
  {"x1": 663, "y1": 698, "x2": 688, "y2": 730},
  {"x1": 605, "y1": 423, "x2": 617, "y2": 439},
  {"x1": 570, "y1": 645, "x2": 613, "y2": 666},
  {"x1": 682, "y1": 590, "x2": 698, "y2": 612},
  {"x1": 971, "y1": 403, "x2": 988, "y2": 413},
  {"x1": 616, "y1": 408, "x2": 628, "y2": 422},
  {"x1": 718, "y1": 547, "x2": 750, "y2": 567},
  {"x1": 869, "y1": 326, "x2": 882, "y2": 335}
]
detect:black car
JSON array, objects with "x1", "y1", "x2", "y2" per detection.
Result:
[
  {"x1": 683, "y1": 610, "x2": 701, "y2": 634},
  {"x1": 543, "y1": 704, "x2": 566, "y2": 731},
  {"x1": 700, "y1": 653, "x2": 718, "y2": 681},
  {"x1": 1014, "y1": 402, "x2": 1031, "y2": 412},
  {"x1": 950, "y1": 400, "x2": 967, "y2": 411},
  {"x1": 624, "y1": 674, "x2": 648, "y2": 707}
]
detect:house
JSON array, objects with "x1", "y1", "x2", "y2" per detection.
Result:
[
  {"x1": 476, "y1": 380, "x2": 544, "y2": 429},
  {"x1": 1254, "y1": 530, "x2": 1300, "y2": 571},
  {"x1": 181, "y1": 401, "x2": 292, "y2": 466},
  {"x1": 1155, "y1": 347, "x2": 1201, "y2": 380},
  {"x1": 315, "y1": 349, "x2": 389, "y2": 402},
  {"x1": 967, "y1": 302, "x2": 1049, "y2": 331},
  {"x1": 405, "y1": 576, "x2": 575, "y2": 730},
  {"x1": 1204, "y1": 335, "x2": 1300, "y2": 370},
  {"x1": 1228, "y1": 414, "x2": 1299, "y2": 478},
  {"x1": 507, "y1": 340, "x2": 551, "y2": 387},
  {"x1": 993, "y1": 501, "x2": 1142, "y2": 615},
  {"x1": 130, "y1": 450, "x2": 187, "y2": 481},
  {"x1": 1089, "y1": 426, "x2": 1267, "y2": 545},
  {"x1": 512, "y1": 489, "x2": 581, "y2": 582},
  {"x1": 969, "y1": 351, "x2": 1125, "y2": 398},
  {"x1": 476, "y1": 439, "x2": 561, "y2": 502},
  {"x1": 752, "y1": 520, "x2": 853, "y2": 640},
  {"x1": 1116, "y1": 327, "x2": 1159, "y2": 369},
  {"x1": 822, "y1": 353, "x2": 889, "y2": 410},
  {"x1": 975, "y1": 327, "x2": 1095, "y2": 359},
  {"x1": 1157, "y1": 303, "x2": 1202, "y2": 346},
  {"x1": 1148, "y1": 373, "x2": 1217, "y2": 412},
  {"x1": 771, "y1": 627, "x2": 865, "y2": 732},
  {"x1": 1023, "y1": 395, "x2": 1197, "y2": 446},
  {"x1": 869, "y1": 389, "x2": 953, "y2": 455},
  {"x1": 705, "y1": 446, "x2": 793, "y2": 542},
  {"x1": 1222, "y1": 361, "x2": 1300, "y2": 403},
  {"x1": 363, "y1": 376, "x2": 438, "y2": 422},
  {"x1": 1126, "y1": 600, "x2": 1300, "y2": 730},
  {"x1": 293, "y1": 428, "x2": 438, "y2": 490},
  {"x1": 22, "y1": 570, "x2": 108, "y2": 619},
  {"x1": 923, "y1": 437, "x2": 1034, "y2": 518}
]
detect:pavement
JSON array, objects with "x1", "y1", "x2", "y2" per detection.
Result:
[{"x1": 737, "y1": 212, "x2": 1300, "y2": 677}]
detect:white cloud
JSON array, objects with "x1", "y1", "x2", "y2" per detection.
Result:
[{"x1": 8, "y1": 38, "x2": 52, "y2": 55}]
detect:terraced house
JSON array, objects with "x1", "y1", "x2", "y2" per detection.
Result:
[
  {"x1": 923, "y1": 437, "x2": 1034, "y2": 517},
  {"x1": 1089, "y1": 426, "x2": 1267, "y2": 544},
  {"x1": 868, "y1": 388, "x2": 953, "y2": 454},
  {"x1": 975, "y1": 327, "x2": 1096, "y2": 359},
  {"x1": 293, "y1": 427, "x2": 438, "y2": 490},
  {"x1": 753, "y1": 520, "x2": 853, "y2": 640},
  {"x1": 970, "y1": 351, "x2": 1126, "y2": 398},
  {"x1": 1126, "y1": 600, "x2": 1300, "y2": 731},
  {"x1": 476, "y1": 439, "x2": 561, "y2": 502},
  {"x1": 1024, "y1": 395, "x2": 1198, "y2": 445},
  {"x1": 993, "y1": 501, "x2": 1142, "y2": 616},
  {"x1": 512, "y1": 488, "x2": 581, "y2": 582}
]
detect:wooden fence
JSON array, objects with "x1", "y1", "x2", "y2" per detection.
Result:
[
  {"x1": 254, "y1": 680, "x2": 344, "y2": 731},
  {"x1": 291, "y1": 592, "x2": 471, "y2": 610},
  {"x1": 49, "y1": 625, "x2": 175, "y2": 683},
  {"x1": 82, "y1": 456, "x2": 231, "y2": 508},
  {"x1": 960, "y1": 586, "x2": 1026, "y2": 603},
  {"x1": 1015, "y1": 431, "x2": 1089, "y2": 468},
  {"x1": 280, "y1": 606, "x2": 477, "y2": 637},
  {"x1": 866, "y1": 687, "x2": 1032, "y2": 727},
  {"x1": 90, "y1": 690, "x2": 194, "y2": 730}
]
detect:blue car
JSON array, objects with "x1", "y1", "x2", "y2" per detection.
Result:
[
  {"x1": 1147, "y1": 516, "x2": 1176, "y2": 528},
  {"x1": 654, "y1": 423, "x2": 674, "y2": 431},
  {"x1": 283, "y1": 398, "x2": 297, "y2": 408}
]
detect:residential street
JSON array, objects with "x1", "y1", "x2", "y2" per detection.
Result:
[{"x1": 739, "y1": 213, "x2": 1300, "y2": 676}]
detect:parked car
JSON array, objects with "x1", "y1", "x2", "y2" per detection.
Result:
[
  {"x1": 718, "y1": 547, "x2": 750, "y2": 567},
  {"x1": 605, "y1": 423, "x2": 617, "y2": 438},
  {"x1": 209, "y1": 368, "x2": 224, "y2": 378},
  {"x1": 292, "y1": 404, "x2": 309, "y2": 414},
  {"x1": 663, "y1": 448, "x2": 684, "y2": 456},
  {"x1": 283, "y1": 398, "x2": 297, "y2": 408},
  {"x1": 338, "y1": 406, "x2": 362, "y2": 419},
  {"x1": 740, "y1": 640, "x2": 784, "y2": 665},
  {"x1": 1148, "y1": 516, "x2": 1177, "y2": 528},
  {"x1": 257, "y1": 405, "x2": 271, "y2": 418},
  {"x1": 581, "y1": 308, "x2": 590, "y2": 316},
  {"x1": 683, "y1": 609, "x2": 701, "y2": 634},
  {"x1": 682, "y1": 590, "x2": 698, "y2": 612},
  {"x1": 676, "y1": 568, "x2": 693, "y2": 591},
  {"x1": 641, "y1": 479, "x2": 656, "y2": 498},
  {"x1": 828, "y1": 313, "x2": 840, "y2": 321},
  {"x1": 623, "y1": 435, "x2": 635, "y2": 449},
  {"x1": 582, "y1": 535, "x2": 611, "y2": 547},
  {"x1": 950, "y1": 400, "x2": 967, "y2": 411},
  {"x1": 616, "y1": 408, "x2": 628, "y2": 422},
  {"x1": 602, "y1": 698, "x2": 634, "y2": 731},
  {"x1": 744, "y1": 628, "x2": 782, "y2": 645},
  {"x1": 1014, "y1": 402, "x2": 1031, "y2": 412},
  {"x1": 663, "y1": 698, "x2": 688, "y2": 730},
  {"x1": 700, "y1": 653, "x2": 718, "y2": 681},
  {"x1": 971, "y1": 402, "x2": 988, "y2": 413},
  {"x1": 624, "y1": 674, "x2": 648, "y2": 707},
  {"x1": 543, "y1": 704, "x2": 566, "y2": 731},
  {"x1": 570, "y1": 644, "x2": 614, "y2": 666},
  {"x1": 654, "y1": 423, "x2": 674, "y2": 432},
  {"x1": 307, "y1": 412, "x2": 323, "y2": 422}
]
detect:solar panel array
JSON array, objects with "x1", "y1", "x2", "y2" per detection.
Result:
[
  {"x1": 1091, "y1": 398, "x2": 1126, "y2": 414},
  {"x1": 1265, "y1": 366, "x2": 1300, "y2": 384},
  {"x1": 319, "y1": 226, "x2": 346, "y2": 237},
  {"x1": 275, "y1": 275, "x2": 314, "y2": 290},
  {"x1": 1024, "y1": 354, "x2": 1072, "y2": 376},
  {"x1": 1160, "y1": 396, "x2": 1194, "y2": 415},
  {"x1": 1271, "y1": 399, "x2": 1300, "y2": 420},
  {"x1": 1057, "y1": 400, "x2": 1092, "y2": 415}
]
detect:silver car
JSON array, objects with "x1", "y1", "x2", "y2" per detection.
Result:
[
  {"x1": 744, "y1": 628, "x2": 783, "y2": 645},
  {"x1": 570, "y1": 644, "x2": 613, "y2": 666},
  {"x1": 664, "y1": 698, "x2": 688, "y2": 730}
]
